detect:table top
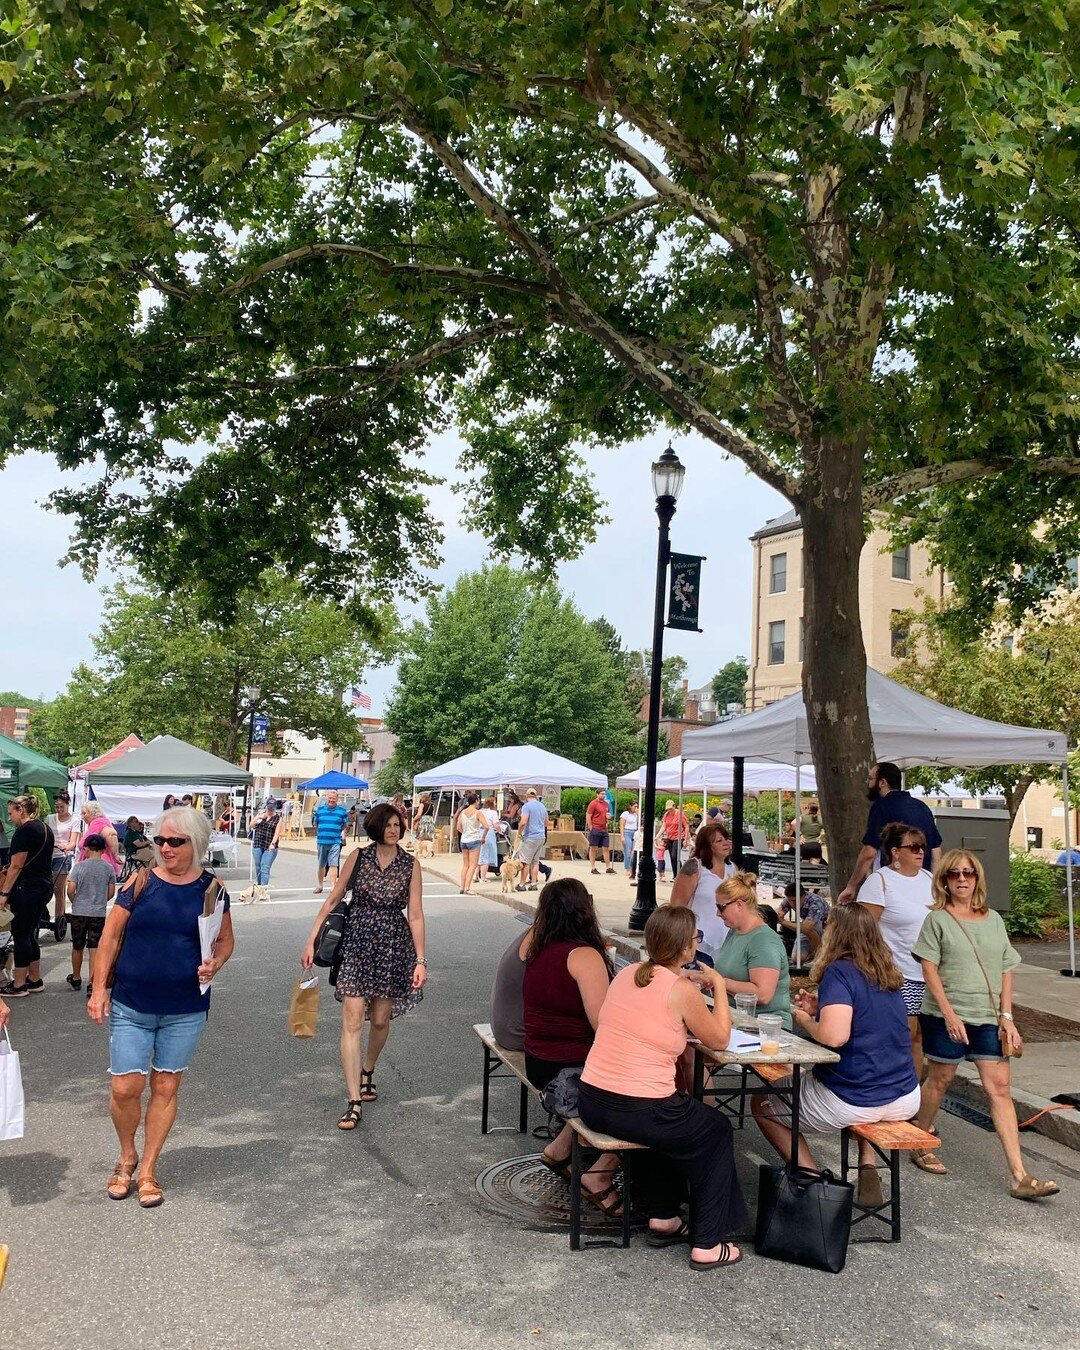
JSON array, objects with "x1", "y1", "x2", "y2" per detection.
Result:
[{"x1": 695, "y1": 1009, "x2": 840, "y2": 1068}]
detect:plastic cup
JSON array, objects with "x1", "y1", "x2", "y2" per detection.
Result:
[
  {"x1": 758, "y1": 1013, "x2": 783, "y2": 1056},
  {"x1": 734, "y1": 993, "x2": 758, "y2": 1021}
]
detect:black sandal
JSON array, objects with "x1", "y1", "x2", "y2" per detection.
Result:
[
  {"x1": 690, "y1": 1241, "x2": 743, "y2": 1270},
  {"x1": 647, "y1": 1219, "x2": 691, "y2": 1248},
  {"x1": 580, "y1": 1182, "x2": 623, "y2": 1218},
  {"x1": 540, "y1": 1151, "x2": 572, "y2": 1182},
  {"x1": 359, "y1": 1069, "x2": 378, "y2": 1103},
  {"x1": 338, "y1": 1100, "x2": 363, "y2": 1131}
]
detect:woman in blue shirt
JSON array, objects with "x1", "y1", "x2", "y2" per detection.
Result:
[
  {"x1": 750, "y1": 903, "x2": 919, "y2": 1211},
  {"x1": 89, "y1": 807, "x2": 234, "y2": 1209}
]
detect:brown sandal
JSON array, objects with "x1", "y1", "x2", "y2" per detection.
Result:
[
  {"x1": 580, "y1": 1182, "x2": 623, "y2": 1218},
  {"x1": 137, "y1": 1175, "x2": 164, "y2": 1208},
  {"x1": 107, "y1": 1157, "x2": 138, "y2": 1201},
  {"x1": 910, "y1": 1148, "x2": 948, "y2": 1175},
  {"x1": 1011, "y1": 1174, "x2": 1059, "y2": 1200},
  {"x1": 359, "y1": 1069, "x2": 378, "y2": 1103}
]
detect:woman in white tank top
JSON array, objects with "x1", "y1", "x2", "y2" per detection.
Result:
[{"x1": 670, "y1": 823, "x2": 737, "y2": 963}]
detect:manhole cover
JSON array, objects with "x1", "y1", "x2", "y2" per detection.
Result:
[{"x1": 475, "y1": 1153, "x2": 641, "y2": 1231}]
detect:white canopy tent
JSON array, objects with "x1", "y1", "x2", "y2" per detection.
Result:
[
  {"x1": 617, "y1": 757, "x2": 818, "y2": 793},
  {"x1": 413, "y1": 745, "x2": 606, "y2": 854},
  {"x1": 414, "y1": 745, "x2": 606, "y2": 790},
  {"x1": 681, "y1": 668, "x2": 1074, "y2": 975}
]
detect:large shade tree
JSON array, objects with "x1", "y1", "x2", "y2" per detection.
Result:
[{"x1": 4, "y1": 2, "x2": 1080, "y2": 886}]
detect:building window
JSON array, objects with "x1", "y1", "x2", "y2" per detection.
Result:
[
  {"x1": 769, "y1": 552, "x2": 787, "y2": 594},
  {"x1": 768, "y1": 620, "x2": 786, "y2": 665},
  {"x1": 890, "y1": 611, "x2": 910, "y2": 658},
  {"x1": 892, "y1": 545, "x2": 911, "y2": 581}
]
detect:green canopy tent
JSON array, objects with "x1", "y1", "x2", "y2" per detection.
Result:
[
  {"x1": 85, "y1": 735, "x2": 251, "y2": 823},
  {"x1": 0, "y1": 731, "x2": 69, "y2": 814}
]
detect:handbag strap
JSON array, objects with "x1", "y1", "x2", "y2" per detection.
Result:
[{"x1": 944, "y1": 910, "x2": 1001, "y2": 1018}]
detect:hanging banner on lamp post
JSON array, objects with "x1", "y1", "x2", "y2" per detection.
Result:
[
  {"x1": 252, "y1": 714, "x2": 269, "y2": 746},
  {"x1": 667, "y1": 553, "x2": 705, "y2": 632}
]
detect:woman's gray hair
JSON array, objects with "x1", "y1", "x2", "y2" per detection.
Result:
[{"x1": 152, "y1": 806, "x2": 211, "y2": 865}]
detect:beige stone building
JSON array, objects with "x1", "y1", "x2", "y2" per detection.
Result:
[
  {"x1": 746, "y1": 509, "x2": 1078, "y2": 852},
  {"x1": 747, "y1": 509, "x2": 947, "y2": 710}
]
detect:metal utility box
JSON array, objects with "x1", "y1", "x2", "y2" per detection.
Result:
[{"x1": 932, "y1": 807, "x2": 1012, "y2": 912}]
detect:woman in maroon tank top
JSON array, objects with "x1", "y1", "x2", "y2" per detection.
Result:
[{"x1": 519, "y1": 879, "x2": 620, "y2": 1214}]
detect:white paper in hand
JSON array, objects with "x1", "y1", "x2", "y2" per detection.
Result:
[
  {"x1": 0, "y1": 1029, "x2": 26, "y2": 1141},
  {"x1": 198, "y1": 895, "x2": 225, "y2": 995}
]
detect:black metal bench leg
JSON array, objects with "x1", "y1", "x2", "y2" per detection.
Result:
[
  {"x1": 482, "y1": 1046, "x2": 493, "y2": 1135},
  {"x1": 889, "y1": 1148, "x2": 901, "y2": 1242},
  {"x1": 518, "y1": 1081, "x2": 529, "y2": 1134},
  {"x1": 739, "y1": 1066, "x2": 748, "y2": 1129},
  {"x1": 620, "y1": 1154, "x2": 632, "y2": 1248},
  {"x1": 569, "y1": 1132, "x2": 584, "y2": 1251},
  {"x1": 840, "y1": 1127, "x2": 851, "y2": 1185}
]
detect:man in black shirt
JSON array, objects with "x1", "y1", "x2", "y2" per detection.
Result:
[{"x1": 837, "y1": 762, "x2": 942, "y2": 904}]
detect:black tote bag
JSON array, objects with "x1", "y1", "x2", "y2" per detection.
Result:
[{"x1": 754, "y1": 1164, "x2": 854, "y2": 1273}]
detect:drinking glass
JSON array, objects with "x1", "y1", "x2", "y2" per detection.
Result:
[
  {"x1": 758, "y1": 1013, "x2": 783, "y2": 1056},
  {"x1": 734, "y1": 993, "x2": 758, "y2": 1022}
]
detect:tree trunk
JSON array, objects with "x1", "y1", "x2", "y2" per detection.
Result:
[
  {"x1": 799, "y1": 441, "x2": 875, "y2": 895},
  {"x1": 1004, "y1": 774, "x2": 1034, "y2": 827}
]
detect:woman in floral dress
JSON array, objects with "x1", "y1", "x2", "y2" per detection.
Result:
[{"x1": 302, "y1": 803, "x2": 427, "y2": 1130}]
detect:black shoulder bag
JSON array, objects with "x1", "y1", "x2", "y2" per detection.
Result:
[
  {"x1": 312, "y1": 851, "x2": 361, "y2": 975},
  {"x1": 755, "y1": 1163, "x2": 854, "y2": 1274}
]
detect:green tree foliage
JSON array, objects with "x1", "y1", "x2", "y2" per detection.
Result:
[
  {"x1": 4, "y1": 3, "x2": 1080, "y2": 884},
  {"x1": 29, "y1": 571, "x2": 393, "y2": 764},
  {"x1": 384, "y1": 566, "x2": 641, "y2": 778},
  {"x1": 0, "y1": 691, "x2": 41, "y2": 707},
  {"x1": 892, "y1": 597, "x2": 1080, "y2": 823},
  {"x1": 711, "y1": 658, "x2": 748, "y2": 712},
  {"x1": 1006, "y1": 850, "x2": 1063, "y2": 938}
]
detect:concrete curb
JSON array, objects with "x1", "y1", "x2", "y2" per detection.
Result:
[{"x1": 950, "y1": 1069, "x2": 1080, "y2": 1154}]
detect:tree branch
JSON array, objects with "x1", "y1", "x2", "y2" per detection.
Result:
[
  {"x1": 10, "y1": 89, "x2": 92, "y2": 118},
  {"x1": 563, "y1": 194, "x2": 663, "y2": 237},
  {"x1": 864, "y1": 456, "x2": 1080, "y2": 508},
  {"x1": 400, "y1": 106, "x2": 798, "y2": 501}
]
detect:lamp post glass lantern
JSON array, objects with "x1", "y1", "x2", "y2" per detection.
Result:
[{"x1": 629, "y1": 445, "x2": 685, "y2": 932}]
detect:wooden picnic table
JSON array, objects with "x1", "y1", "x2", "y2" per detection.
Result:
[
  {"x1": 545, "y1": 829, "x2": 589, "y2": 858},
  {"x1": 693, "y1": 1009, "x2": 839, "y2": 1141}
]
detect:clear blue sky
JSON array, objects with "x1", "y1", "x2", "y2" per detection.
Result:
[{"x1": 1, "y1": 430, "x2": 790, "y2": 712}]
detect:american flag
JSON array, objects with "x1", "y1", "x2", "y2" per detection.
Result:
[{"x1": 350, "y1": 687, "x2": 372, "y2": 710}]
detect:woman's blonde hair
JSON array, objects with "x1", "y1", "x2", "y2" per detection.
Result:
[
  {"x1": 636, "y1": 905, "x2": 697, "y2": 986},
  {"x1": 810, "y1": 901, "x2": 903, "y2": 991},
  {"x1": 716, "y1": 870, "x2": 759, "y2": 911},
  {"x1": 8, "y1": 793, "x2": 39, "y2": 817},
  {"x1": 931, "y1": 850, "x2": 988, "y2": 912}
]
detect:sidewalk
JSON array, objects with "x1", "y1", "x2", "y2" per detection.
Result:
[{"x1": 418, "y1": 848, "x2": 1080, "y2": 1152}]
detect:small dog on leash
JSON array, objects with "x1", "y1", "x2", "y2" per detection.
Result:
[
  {"x1": 500, "y1": 858, "x2": 523, "y2": 893},
  {"x1": 415, "y1": 838, "x2": 434, "y2": 859}
]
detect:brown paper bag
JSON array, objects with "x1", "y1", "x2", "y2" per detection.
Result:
[{"x1": 289, "y1": 976, "x2": 319, "y2": 1038}]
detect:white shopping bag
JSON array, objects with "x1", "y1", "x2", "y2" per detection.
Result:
[{"x1": 0, "y1": 1028, "x2": 25, "y2": 1141}]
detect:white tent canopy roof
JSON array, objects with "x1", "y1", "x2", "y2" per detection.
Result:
[
  {"x1": 616, "y1": 757, "x2": 818, "y2": 793},
  {"x1": 681, "y1": 669, "x2": 1067, "y2": 769},
  {"x1": 414, "y1": 745, "x2": 607, "y2": 790}
]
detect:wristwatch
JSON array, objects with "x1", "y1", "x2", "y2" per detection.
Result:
[
  {"x1": 1000, "y1": 1012, "x2": 1014, "y2": 1021},
  {"x1": 415, "y1": 957, "x2": 428, "y2": 967}
]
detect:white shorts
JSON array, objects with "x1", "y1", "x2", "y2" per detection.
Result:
[{"x1": 765, "y1": 1073, "x2": 921, "y2": 1134}]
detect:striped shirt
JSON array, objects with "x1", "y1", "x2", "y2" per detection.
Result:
[{"x1": 313, "y1": 803, "x2": 349, "y2": 846}]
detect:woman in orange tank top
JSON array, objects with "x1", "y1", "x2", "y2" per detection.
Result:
[{"x1": 579, "y1": 906, "x2": 748, "y2": 1270}]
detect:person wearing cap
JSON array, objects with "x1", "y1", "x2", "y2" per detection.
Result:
[
  {"x1": 516, "y1": 789, "x2": 550, "y2": 892},
  {"x1": 660, "y1": 799, "x2": 691, "y2": 876},
  {"x1": 249, "y1": 800, "x2": 284, "y2": 898}
]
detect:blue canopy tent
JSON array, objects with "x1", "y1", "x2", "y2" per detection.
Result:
[{"x1": 297, "y1": 770, "x2": 369, "y2": 791}]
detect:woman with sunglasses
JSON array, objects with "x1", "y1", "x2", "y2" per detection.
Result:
[
  {"x1": 909, "y1": 851, "x2": 1058, "y2": 1200},
  {"x1": 670, "y1": 822, "x2": 735, "y2": 965},
  {"x1": 713, "y1": 871, "x2": 792, "y2": 1028},
  {"x1": 857, "y1": 822, "x2": 934, "y2": 1076},
  {"x1": 88, "y1": 806, "x2": 234, "y2": 1208}
]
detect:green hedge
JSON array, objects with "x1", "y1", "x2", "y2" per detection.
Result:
[{"x1": 1007, "y1": 850, "x2": 1061, "y2": 938}]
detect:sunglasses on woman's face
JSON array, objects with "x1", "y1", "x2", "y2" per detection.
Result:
[
  {"x1": 152, "y1": 835, "x2": 191, "y2": 849},
  {"x1": 716, "y1": 898, "x2": 740, "y2": 914},
  {"x1": 945, "y1": 867, "x2": 977, "y2": 879},
  {"x1": 898, "y1": 843, "x2": 925, "y2": 853}
]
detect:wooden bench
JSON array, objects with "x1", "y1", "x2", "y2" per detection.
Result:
[
  {"x1": 566, "y1": 1118, "x2": 646, "y2": 1252},
  {"x1": 474, "y1": 1022, "x2": 533, "y2": 1135},
  {"x1": 840, "y1": 1120, "x2": 939, "y2": 1243}
]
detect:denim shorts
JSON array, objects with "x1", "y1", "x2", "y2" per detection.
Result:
[
  {"x1": 317, "y1": 842, "x2": 342, "y2": 869},
  {"x1": 109, "y1": 1000, "x2": 209, "y2": 1076},
  {"x1": 920, "y1": 1012, "x2": 1004, "y2": 1063}
]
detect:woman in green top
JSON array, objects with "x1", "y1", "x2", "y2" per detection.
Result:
[
  {"x1": 910, "y1": 851, "x2": 1057, "y2": 1201},
  {"x1": 714, "y1": 872, "x2": 791, "y2": 1028}
]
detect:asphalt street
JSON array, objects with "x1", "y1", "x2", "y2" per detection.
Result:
[{"x1": 1, "y1": 845, "x2": 1078, "y2": 1350}]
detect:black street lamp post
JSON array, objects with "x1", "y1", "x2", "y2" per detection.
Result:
[
  {"x1": 628, "y1": 445, "x2": 686, "y2": 933},
  {"x1": 240, "y1": 684, "x2": 260, "y2": 838}
]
